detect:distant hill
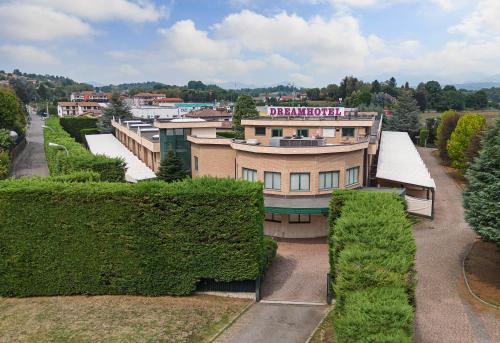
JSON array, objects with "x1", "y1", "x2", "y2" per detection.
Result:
[{"x1": 456, "y1": 82, "x2": 500, "y2": 91}]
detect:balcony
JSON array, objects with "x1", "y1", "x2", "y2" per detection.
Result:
[{"x1": 269, "y1": 136, "x2": 326, "y2": 147}]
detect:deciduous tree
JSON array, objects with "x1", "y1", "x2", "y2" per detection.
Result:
[
  {"x1": 436, "y1": 110, "x2": 460, "y2": 161},
  {"x1": 447, "y1": 113, "x2": 486, "y2": 170}
]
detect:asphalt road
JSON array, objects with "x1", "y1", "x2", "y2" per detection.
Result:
[
  {"x1": 10, "y1": 112, "x2": 49, "y2": 178},
  {"x1": 413, "y1": 148, "x2": 499, "y2": 343}
]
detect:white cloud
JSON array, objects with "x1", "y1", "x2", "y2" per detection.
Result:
[
  {"x1": 449, "y1": 0, "x2": 500, "y2": 37},
  {"x1": 0, "y1": 45, "x2": 58, "y2": 64},
  {"x1": 117, "y1": 64, "x2": 141, "y2": 77},
  {"x1": 268, "y1": 54, "x2": 299, "y2": 70},
  {"x1": 0, "y1": 3, "x2": 93, "y2": 41},
  {"x1": 26, "y1": 0, "x2": 166, "y2": 23}
]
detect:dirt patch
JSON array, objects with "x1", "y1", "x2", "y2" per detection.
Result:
[
  {"x1": 308, "y1": 309, "x2": 334, "y2": 343},
  {"x1": 464, "y1": 240, "x2": 500, "y2": 307},
  {"x1": 0, "y1": 295, "x2": 251, "y2": 343}
]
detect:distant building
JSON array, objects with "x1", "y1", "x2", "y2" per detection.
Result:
[
  {"x1": 57, "y1": 102, "x2": 102, "y2": 117},
  {"x1": 185, "y1": 108, "x2": 232, "y2": 122},
  {"x1": 153, "y1": 98, "x2": 184, "y2": 106},
  {"x1": 132, "y1": 93, "x2": 166, "y2": 106},
  {"x1": 71, "y1": 91, "x2": 111, "y2": 103}
]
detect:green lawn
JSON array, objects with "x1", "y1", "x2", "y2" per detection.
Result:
[{"x1": 0, "y1": 295, "x2": 251, "y2": 343}]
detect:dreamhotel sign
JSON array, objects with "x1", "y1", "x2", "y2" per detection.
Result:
[{"x1": 267, "y1": 106, "x2": 345, "y2": 117}]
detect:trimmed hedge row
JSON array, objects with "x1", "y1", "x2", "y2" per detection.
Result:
[
  {"x1": 0, "y1": 177, "x2": 265, "y2": 297},
  {"x1": 60, "y1": 116, "x2": 98, "y2": 143},
  {"x1": 44, "y1": 116, "x2": 125, "y2": 182},
  {"x1": 329, "y1": 191, "x2": 416, "y2": 342}
]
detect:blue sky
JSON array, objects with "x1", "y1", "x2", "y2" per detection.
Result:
[{"x1": 1, "y1": 0, "x2": 499, "y2": 87}]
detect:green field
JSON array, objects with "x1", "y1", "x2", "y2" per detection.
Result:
[{"x1": 419, "y1": 110, "x2": 499, "y2": 125}]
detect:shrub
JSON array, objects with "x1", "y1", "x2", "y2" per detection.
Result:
[
  {"x1": 436, "y1": 110, "x2": 460, "y2": 161},
  {"x1": 43, "y1": 116, "x2": 125, "y2": 182},
  {"x1": 0, "y1": 128, "x2": 14, "y2": 151},
  {"x1": 0, "y1": 150, "x2": 9, "y2": 179},
  {"x1": 464, "y1": 118, "x2": 500, "y2": 244},
  {"x1": 49, "y1": 171, "x2": 101, "y2": 182},
  {"x1": 447, "y1": 113, "x2": 486, "y2": 170},
  {"x1": 261, "y1": 236, "x2": 277, "y2": 273},
  {"x1": 0, "y1": 177, "x2": 265, "y2": 297},
  {"x1": 418, "y1": 128, "x2": 429, "y2": 146},
  {"x1": 217, "y1": 131, "x2": 237, "y2": 139},
  {"x1": 329, "y1": 191, "x2": 415, "y2": 342},
  {"x1": 60, "y1": 117, "x2": 98, "y2": 143}
]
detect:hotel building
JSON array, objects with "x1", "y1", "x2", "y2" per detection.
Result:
[{"x1": 111, "y1": 107, "x2": 383, "y2": 238}]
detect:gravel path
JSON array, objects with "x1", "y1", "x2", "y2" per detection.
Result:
[
  {"x1": 10, "y1": 113, "x2": 49, "y2": 178},
  {"x1": 413, "y1": 148, "x2": 499, "y2": 343}
]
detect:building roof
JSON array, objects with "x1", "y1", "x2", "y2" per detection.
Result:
[
  {"x1": 58, "y1": 102, "x2": 78, "y2": 106},
  {"x1": 85, "y1": 134, "x2": 156, "y2": 183},
  {"x1": 78, "y1": 102, "x2": 100, "y2": 106},
  {"x1": 154, "y1": 98, "x2": 184, "y2": 103},
  {"x1": 134, "y1": 92, "x2": 166, "y2": 98},
  {"x1": 376, "y1": 131, "x2": 436, "y2": 189},
  {"x1": 186, "y1": 108, "x2": 232, "y2": 118}
]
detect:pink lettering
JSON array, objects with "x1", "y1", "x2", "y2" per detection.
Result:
[
  {"x1": 314, "y1": 108, "x2": 321, "y2": 116},
  {"x1": 290, "y1": 108, "x2": 297, "y2": 116},
  {"x1": 298, "y1": 108, "x2": 306, "y2": 115},
  {"x1": 307, "y1": 108, "x2": 314, "y2": 116},
  {"x1": 285, "y1": 107, "x2": 291, "y2": 115},
  {"x1": 277, "y1": 108, "x2": 284, "y2": 116},
  {"x1": 328, "y1": 108, "x2": 335, "y2": 116},
  {"x1": 335, "y1": 108, "x2": 340, "y2": 116},
  {"x1": 321, "y1": 108, "x2": 328, "y2": 115},
  {"x1": 270, "y1": 107, "x2": 277, "y2": 116}
]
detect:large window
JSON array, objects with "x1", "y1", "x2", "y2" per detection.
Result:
[
  {"x1": 342, "y1": 127, "x2": 355, "y2": 137},
  {"x1": 297, "y1": 128, "x2": 309, "y2": 137},
  {"x1": 290, "y1": 173, "x2": 310, "y2": 191},
  {"x1": 271, "y1": 128, "x2": 283, "y2": 137},
  {"x1": 242, "y1": 168, "x2": 257, "y2": 182},
  {"x1": 319, "y1": 171, "x2": 339, "y2": 190},
  {"x1": 289, "y1": 214, "x2": 311, "y2": 224},
  {"x1": 346, "y1": 167, "x2": 360, "y2": 186},
  {"x1": 323, "y1": 127, "x2": 336, "y2": 137},
  {"x1": 255, "y1": 127, "x2": 266, "y2": 136},
  {"x1": 264, "y1": 172, "x2": 281, "y2": 190},
  {"x1": 265, "y1": 213, "x2": 282, "y2": 223}
]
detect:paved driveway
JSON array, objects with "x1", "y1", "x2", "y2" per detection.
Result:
[
  {"x1": 10, "y1": 113, "x2": 49, "y2": 177},
  {"x1": 261, "y1": 238, "x2": 329, "y2": 303},
  {"x1": 413, "y1": 148, "x2": 499, "y2": 343}
]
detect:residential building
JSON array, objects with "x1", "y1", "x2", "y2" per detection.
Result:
[
  {"x1": 132, "y1": 92, "x2": 166, "y2": 106},
  {"x1": 57, "y1": 102, "x2": 102, "y2": 117},
  {"x1": 70, "y1": 91, "x2": 111, "y2": 102}
]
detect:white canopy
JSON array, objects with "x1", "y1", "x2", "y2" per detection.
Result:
[
  {"x1": 85, "y1": 134, "x2": 156, "y2": 183},
  {"x1": 376, "y1": 131, "x2": 436, "y2": 189}
]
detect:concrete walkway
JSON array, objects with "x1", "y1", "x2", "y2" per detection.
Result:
[
  {"x1": 413, "y1": 148, "x2": 499, "y2": 343},
  {"x1": 217, "y1": 239, "x2": 330, "y2": 343},
  {"x1": 10, "y1": 112, "x2": 49, "y2": 178}
]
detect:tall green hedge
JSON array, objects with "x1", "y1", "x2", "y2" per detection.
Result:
[
  {"x1": 0, "y1": 177, "x2": 265, "y2": 297},
  {"x1": 329, "y1": 191, "x2": 415, "y2": 342},
  {"x1": 60, "y1": 117, "x2": 98, "y2": 143},
  {"x1": 43, "y1": 116, "x2": 125, "y2": 182}
]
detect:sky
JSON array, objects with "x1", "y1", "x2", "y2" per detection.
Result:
[{"x1": 0, "y1": 0, "x2": 500, "y2": 87}]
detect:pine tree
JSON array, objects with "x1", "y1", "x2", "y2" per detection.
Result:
[
  {"x1": 98, "y1": 92, "x2": 132, "y2": 133},
  {"x1": 157, "y1": 148, "x2": 187, "y2": 182},
  {"x1": 463, "y1": 118, "x2": 500, "y2": 244},
  {"x1": 232, "y1": 95, "x2": 258, "y2": 138},
  {"x1": 385, "y1": 91, "x2": 420, "y2": 134}
]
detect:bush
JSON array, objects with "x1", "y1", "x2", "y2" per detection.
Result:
[
  {"x1": 329, "y1": 191, "x2": 415, "y2": 342},
  {"x1": 261, "y1": 236, "x2": 277, "y2": 273},
  {"x1": 60, "y1": 117, "x2": 98, "y2": 143},
  {"x1": 418, "y1": 128, "x2": 429, "y2": 146},
  {"x1": 49, "y1": 171, "x2": 101, "y2": 182},
  {"x1": 436, "y1": 110, "x2": 460, "y2": 161},
  {"x1": 0, "y1": 177, "x2": 265, "y2": 297},
  {"x1": 43, "y1": 116, "x2": 125, "y2": 182},
  {"x1": 447, "y1": 113, "x2": 486, "y2": 170},
  {"x1": 0, "y1": 151, "x2": 9, "y2": 179},
  {"x1": 334, "y1": 287, "x2": 414, "y2": 343},
  {"x1": 217, "y1": 131, "x2": 237, "y2": 139}
]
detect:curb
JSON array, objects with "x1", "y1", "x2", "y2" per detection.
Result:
[
  {"x1": 207, "y1": 301, "x2": 254, "y2": 342},
  {"x1": 305, "y1": 304, "x2": 334, "y2": 343},
  {"x1": 462, "y1": 241, "x2": 500, "y2": 311}
]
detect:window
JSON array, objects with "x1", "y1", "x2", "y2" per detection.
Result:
[
  {"x1": 319, "y1": 171, "x2": 339, "y2": 190},
  {"x1": 323, "y1": 127, "x2": 336, "y2": 137},
  {"x1": 290, "y1": 173, "x2": 310, "y2": 191},
  {"x1": 346, "y1": 167, "x2": 360, "y2": 186},
  {"x1": 255, "y1": 127, "x2": 266, "y2": 136},
  {"x1": 271, "y1": 128, "x2": 283, "y2": 137},
  {"x1": 297, "y1": 128, "x2": 309, "y2": 137},
  {"x1": 265, "y1": 213, "x2": 282, "y2": 223},
  {"x1": 342, "y1": 127, "x2": 355, "y2": 137},
  {"x1": 264, "y1": 172, "x2": 281, "y2": 190},
  {"x1": 242, "y1": 168, "x2": 257, "y2": 182},
  {"x1": 289, "y1": 214, "x2": 311, "y2": 224},
  {"x1": 194, "y1": 156, "x2": 199, "y2": 171}
]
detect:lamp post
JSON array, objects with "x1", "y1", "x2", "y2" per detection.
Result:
[{"x1": 48, "y1": 142, "x2": 69, "y2": 156}]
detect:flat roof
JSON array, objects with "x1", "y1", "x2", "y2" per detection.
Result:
[
  {"x1": 85, "y1": 134, "x2": 156, "y2": 183},
  {"x1": 376, "y1": 131, "x2": 436, "y2": 189}
]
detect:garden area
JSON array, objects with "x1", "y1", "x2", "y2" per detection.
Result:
[{"x1": 0, "y1": 295, "x2": 250, "y2": 342}]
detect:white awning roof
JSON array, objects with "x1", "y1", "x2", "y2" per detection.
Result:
[
  {"x1": 85, "y1": 134, "x2": 156, "y2": 183},
  {"x1": 376, "y1": 131, "x2": 436, "y2": 189}
]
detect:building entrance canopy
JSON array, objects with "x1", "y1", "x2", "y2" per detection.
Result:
[{"x1": 264, "y1": 195, "x2": 330, "y2": 214}]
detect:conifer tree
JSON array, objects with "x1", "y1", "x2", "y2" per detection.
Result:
[
  {"x1": 232, "y1": 95, "x2": 258, "y2": 138},
  {"x1": 385, "y1": 91, "x2": 420, "y2": 134},
  {"x1": 157, "y1": 148, "x2": 187, "y2": 182},
  {"x1": 98, "y1": 92, "x2": 132, "y2": 133}
]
